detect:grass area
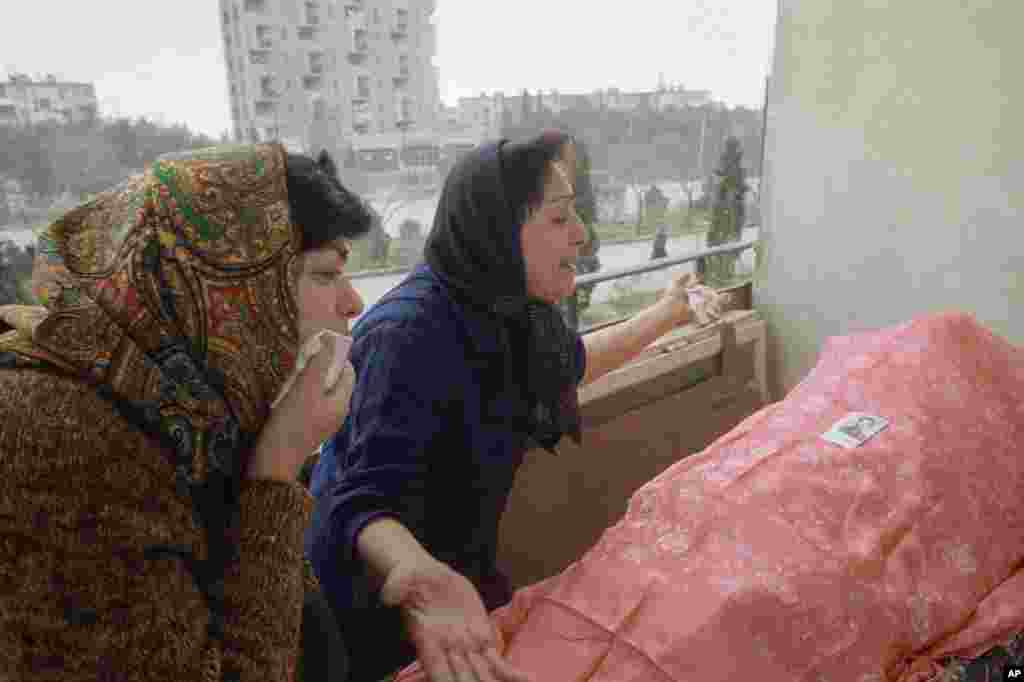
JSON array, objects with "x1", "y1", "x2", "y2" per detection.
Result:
[
  {"x1": 593, "y1": 207, "x2": 711, "y2": 244},
  {"x1": 346, "y1": 239, "x2": 407, "y2": 274}
]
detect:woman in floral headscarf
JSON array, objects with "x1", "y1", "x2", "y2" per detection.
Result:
[{"x1": 0, "y1": 143, "x2": 372, "y2": 681}]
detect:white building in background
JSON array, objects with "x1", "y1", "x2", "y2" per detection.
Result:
[
  {"x1": 453, "y1": 85, "x2": 716, "y2": 135},
  {"x1": 0, "y1": 74, "x2": 99, "y2": 127},
  {"x1": 219, "y1": 0, "x2": 441, "y2": 150}
]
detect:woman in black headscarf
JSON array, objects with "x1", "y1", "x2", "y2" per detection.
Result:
[{"x1": 307, "y1": 130, "x2": 724, "y2": 682}]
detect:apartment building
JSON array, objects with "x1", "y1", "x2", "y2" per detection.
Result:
[
  {"x1": 347, "y1": 84, "x2": 719, "y2": 192},
  {"x1": 456, "y1": 85, "x2": 716, "y2": 134},
  {"x1": 220, "y1": 0, "x2": 440, "y2": 151},
  {"x1": 0, "y1": 74, "x2": 99, "y2": 127}
]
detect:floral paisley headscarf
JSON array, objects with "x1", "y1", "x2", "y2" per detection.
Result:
[{"x1": 0, "y1": 141, "x2": 304, "y2": 646}]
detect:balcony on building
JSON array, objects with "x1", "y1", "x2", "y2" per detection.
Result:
[
  {"x1": 352, "y1": 103, "x2": 372, "y2": 135},
  {"x1": 304, "y1": 1, "x2": 322, "y2": 26},
  {"x1": 352, "y1": 97, "x2": 371, "y2": 114},
  {"x1": 253, "y1": 100, "x2": 278, "y2": 118},
  {"x1": 393, "y1": 55, "x2": 410, "y2": 87},
  {"x1": 391, "y1": 9, "x2": 409, "y2": 40},
  {"x1": 259, "y1": 76, "x2": 280, "y2": 99},
  {"x1": 243, "y1": 0, "x2": 269, "y2": 13},
  {"x1": 0, "y1": 104, "x2": 19, "y2": 125},
  {"x1": 248, "y1": 49, "x2": 272, "y2": 66},
  {"x1": 308, "y1": 52, "x2": 326, "y2": 75},
  {"x1": 348, "y1": 29, "x2": 369, "y2": 64},
  {"x1": 344, "y1": 5, "x2": 367, "y2": 30},
  {"x1": 255, "y1": 25, "x2": 275, "y2": 49},
  {"x1": 303, "y1": 75, "x2": 324, "y2": 92}
]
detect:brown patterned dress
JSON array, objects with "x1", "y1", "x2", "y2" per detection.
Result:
[{"x1": 0, "y1": 143, "x2": 324, "y2": 681}]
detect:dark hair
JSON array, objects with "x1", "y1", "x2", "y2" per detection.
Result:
[
  {"x1": 286, "y1": 149, "x2": 376, "y2": 251},
  {"x1": 500, "y1": 129, "x2": 575, "y2": 226}
]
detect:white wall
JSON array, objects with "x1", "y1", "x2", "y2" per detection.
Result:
[{"x1": 756, "y1": 0, "x2": 1024, "y2": 397}]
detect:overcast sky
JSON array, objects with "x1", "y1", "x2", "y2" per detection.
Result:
[{"x1": 1, "y1": 0, "x2": 778, "y2": 138}]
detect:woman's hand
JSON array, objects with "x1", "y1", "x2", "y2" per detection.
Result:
[
  {"x1": 658, "y1": 272, "x2": 729, "y2": 327},
  {"x1": 381, "y1": 554, "x2": 533, "y2": 682},
  {"x1": 248, "y1": 331, "x2": 355, "y2": 482}
]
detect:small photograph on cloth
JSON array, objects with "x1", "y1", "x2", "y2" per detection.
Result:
[{"x1": 821, "y1": 412, "x2": 889, "y2": 449}]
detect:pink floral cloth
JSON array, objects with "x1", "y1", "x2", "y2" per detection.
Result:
[{"x1": 396, "y1": 311, "x2": 1024, "y2": 682}]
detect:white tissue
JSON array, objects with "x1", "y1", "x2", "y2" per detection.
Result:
[{"x1": 271, "y1": 330, "x2": 354, "y2": 409}]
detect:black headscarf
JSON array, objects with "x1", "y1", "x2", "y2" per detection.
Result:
[{"x1": 424, "y1": 133, "x2": 582, "y2": 453}]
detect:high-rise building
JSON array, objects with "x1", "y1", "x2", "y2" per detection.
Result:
[
  {"x1": 219, "y1": 0, "x2": 440, "y2": 152},
  {"x1": 0, "y1": 74, "x2": 99, "y2": 127}
]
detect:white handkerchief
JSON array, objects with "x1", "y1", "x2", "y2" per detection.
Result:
[
  {"x1": 271, "y1": 330, "x2": 354, "y2": 409},
  {"x1": 821, "y1": 412, "x2": 889, "y2": 449},
  {"x1": 686, "y1": 286, "x2": 724, "y2": 327}
]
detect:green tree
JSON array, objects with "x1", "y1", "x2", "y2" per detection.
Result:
[
  {"x1": 0, "y1": 183, "x2": 11, "y2": 225},
  {"x1": 704, "y1": 136, "x2": 749, "y2": 287},
  {"x1": 520, "y1": 89, "x2": 532, "y2": 125},
  {"x1": 573, "y1": 138, "x2": 598, "y2": 225},
  {"x1": 572, "y1": 138, "x2": 600, "y2": 313},
  {"x1": 16, "y1": 125, "x2": 59, "y2": 199},
  {"x1": 52, "y1": 126, "x2": 123, "y2": 197},
  {"x1": 0, "y1": 240, "x2": 34, "y2": 305},
  {"x1": 106, "y1": 117, "x2": 142, "y2": 168}
]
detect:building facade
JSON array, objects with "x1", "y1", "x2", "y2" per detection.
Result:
[
  {"x1": 344, "y1": 84, "x2": 719, "y2": 194},
  {"x1": 220, "y1": 0, "x2": 440, "y2": 151},
  {"x1": 455, "y1": 85, "x2": 715, "y2": 135},
  {"x1": 0, "y1": 74, "x2": 99, "y2": 127}
]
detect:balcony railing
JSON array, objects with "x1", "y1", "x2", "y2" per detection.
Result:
[
  {"x1": 391, "y1": 23, "x2": 409, "y2": 39},
  {"x1": 345, "y1": 8, "x2": 367, "y2": 29},
  {"x1": 564, "y1": 238, "x2": 758, "y2": 332},
  {"x1": 248, "y1": 49, "x2": 271, "y2": 65},
  {"x1": 348, "y1": 31, "x2": 369, "y2": 61},
  {"x1": 255, "y1": 26, "x2": 275, "y2": 49},
  {"x1": 253, "y1": 101, "x2": 278, "y2": 116}
]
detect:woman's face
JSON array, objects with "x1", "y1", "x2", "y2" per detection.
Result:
[
  {"x1": 520, "y1": 147, "x2": 588, "y2": 304},
  {"x1": 295, "y1": 239, "x2": 364, "y2": 340}
]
